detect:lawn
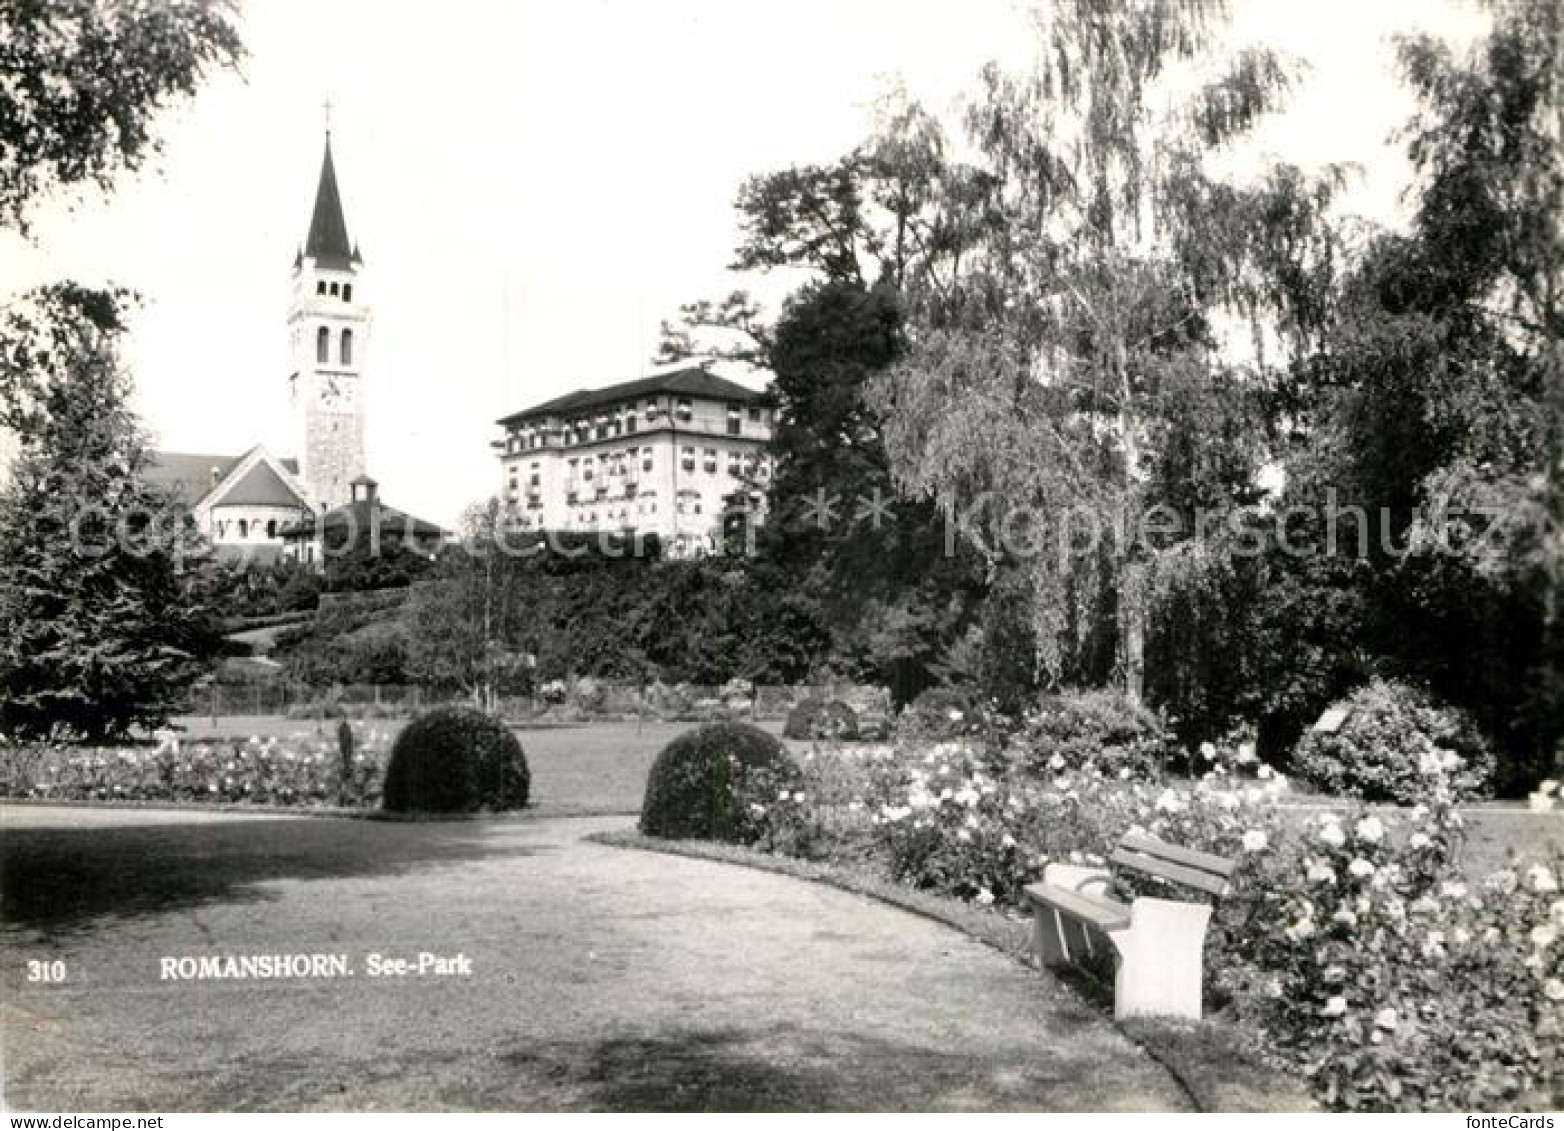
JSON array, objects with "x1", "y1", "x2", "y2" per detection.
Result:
[
  {"x1": 169, "y1": 714, "x2": 791, "y2": 815},
  {"x1": 112, "y1": 718, "x2": 1564, "y2": 871}
]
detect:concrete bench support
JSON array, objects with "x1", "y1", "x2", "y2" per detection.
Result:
[{"x1": 1025, "y1": 837, "x2": 1232, "y2": 1022}]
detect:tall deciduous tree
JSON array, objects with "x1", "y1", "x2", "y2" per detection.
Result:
[
  {"x1": 656, "y1": 95, "x2": 995, "y2": 699},
  {"x1": 405, "y1": 501, "x2": 535, "y2": 707},
  {"x1": 875, "y1": 0, "x2": 1343, "y2": 702},
  {"x1": 0, "y1": 287, "x2": 216, "y2": 739},
  {"x1": 0, "y1": 0, "x2": 244, "y2": 233},
  {"x1": 1277, "y1": 0, "x2": 1562, "y2": 786}
]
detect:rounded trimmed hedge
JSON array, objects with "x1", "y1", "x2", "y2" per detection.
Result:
[
  {"x1": 640, "y1": 721, "x2": 798, "y2": 843},
  {"x1": 1293, "y1": 678, "x2": 1496, "y2": 803},
  {"x1": 381, "y1": 706, "x2": 530, "y2": 814},
  {"x1": 782, "y1": 697, "x2": 858, "y2": 740}
]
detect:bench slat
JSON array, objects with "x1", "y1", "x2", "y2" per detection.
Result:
[
  {"x1": 1119, "y1": 832, "x2": 1236, "y2": 878},
  {"x1": 1023, "y1": 882, "x2": 1131, "y2": 931},
  {"x1": 1110, "y1": 848, "x2": 1231, "y2": 897}
]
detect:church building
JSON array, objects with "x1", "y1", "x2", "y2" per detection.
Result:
[{"x1": 147, "y1": 131, "x2": 443, "y2": 566}]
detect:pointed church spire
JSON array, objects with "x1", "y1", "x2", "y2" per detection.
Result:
[{"x1": 304, "y1": 133, "x2": 357, "y2": 269}]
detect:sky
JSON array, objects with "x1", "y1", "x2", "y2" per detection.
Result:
[{"x1": 0, "y1": 0, "x2": 1486, "y2": 527}]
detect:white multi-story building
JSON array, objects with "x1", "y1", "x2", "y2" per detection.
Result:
[{"x1": 494, "y1": 366, "x2": 776, "y2": 556}]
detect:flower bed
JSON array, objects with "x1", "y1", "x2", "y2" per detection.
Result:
[
  {"x1": 0, "y1": 730, "x2": 392, "y2": 809},
  {"x1": 741, "y1": 726, "x2": 1561, "y2": 1111}
]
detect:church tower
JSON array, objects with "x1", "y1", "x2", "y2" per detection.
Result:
[{"x1": 288, "y1": 132, "x2": 367, "y2": 511}]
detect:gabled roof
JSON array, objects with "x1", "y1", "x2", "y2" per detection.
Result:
[
  {"x1": 497, "y1": 365, "x2": 765, "y2": 427},
  {"x1": 147, "y1": 447, "x2": 305, "y2": 512},
  {"x1": 304, "y1": 134, "x2": 359, "y2": 270},
  {"x1": 146, "y1": 451, "x2": 241, "y2": 507},
  {"x1": 218, "y1": 459, "x2": 305, "y2": 508}
]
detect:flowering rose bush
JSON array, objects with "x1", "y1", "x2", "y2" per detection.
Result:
[
  {"x1": 893, "y1": 686, "x2": 990, "y2": 745},
  {"x1": 1216, "y1": 787, "x2": 1561, "y2": 1111},
  {"x1": 1292, "y1": 679, "x2": 1496, "y2": 804},
  {"x1": 0, "y1": 730, "x2": 391, "y2": 808},
  {"x1": 829, "y1": 726, "x2": 1288, "y2": 908},
  {"x1": 1009, "y1": 689, "x2": 1178, "y2": 779}
]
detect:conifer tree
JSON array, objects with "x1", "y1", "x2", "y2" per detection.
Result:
[{"x1": 0, "y1": 286, "x2": 216, "y2": 740}]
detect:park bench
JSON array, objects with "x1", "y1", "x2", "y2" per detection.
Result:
[{"x1": 1023, "y1": 832, "x2": 1235, "y2": 1021}]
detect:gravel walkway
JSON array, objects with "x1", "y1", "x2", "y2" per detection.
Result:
[{"x1": 1, "y1": 806, "x2": 1188, "y2": 1111}]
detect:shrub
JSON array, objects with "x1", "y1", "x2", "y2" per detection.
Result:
[
  {"x1": 720, "y1": 676, "x2": 755, "y2": 701},
  {"x1": 381, "y1": 706, "x2": 529, "y2": 814},
  {"x1": 1292, "y1": 678, "x2": 1497, "y2": 803},
  {"x1": 783, "y1": 697, "x2": 858, "y2": 740},
  {"x1": 644, "y1": 680, "x2": 694, "y2": 719},
  {"x1": 1009, "y1": 689, "x2": 1177, "y2": 779},
  {"x1": 640, "y1": 721, "x2": 799, "y2": 843},
  {"x1": 569, "y1": 676, "x2": 607, "y2": 714},
  {"x1": 281, "y1": 615, "x2": 409, "y2": 689},
  {"x1": 894, "y1": 686, "x2": 981, "y2": 744}
]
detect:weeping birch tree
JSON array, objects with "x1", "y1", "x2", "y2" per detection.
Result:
[{"x1": 874, "y1": 0, "x2": 1344, "y2": 702}]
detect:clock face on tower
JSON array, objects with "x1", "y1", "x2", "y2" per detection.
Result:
[{"x1": 318, "y1": 375, "x2": 355, "y2": 409}]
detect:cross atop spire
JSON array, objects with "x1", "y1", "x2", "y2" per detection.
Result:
[{"x1": 303, "y1": 132, "x2": 359, "y2": 270}]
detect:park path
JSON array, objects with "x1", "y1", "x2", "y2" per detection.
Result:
[{"x1": 1, "y1": 806, "x2": 1188, "y2": 1111}]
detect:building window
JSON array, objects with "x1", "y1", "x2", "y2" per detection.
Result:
[
  {"x1": 316, "y1": 281, "x2": 326, "y2": 295},
  {"x1": 316, "y1": 326, "x2": 329, "y2": 363},
  {"x1": 676, "y1": 398, "x2": 692, "y2": 423},
  {"x1": 749, "y1": 406, "x2": 762, "y2": 422},
  {"x1": 681, "y1": 446, "x2": 695, "y2": 472},
  {"x1": 340, "y1": 328, "x2": 353, "y2": 366},
  {"x1": 238, "y1": 519, "x2": 249, "y2": 538},
  {"x1": 329, "y1": 282, "x2": 340, "y2": 297},
  {"x1": 703, "y1": 448, "x2": 718, "y2": 474},
  {"x1": 342, "y1": 283, "x2": 353, "y2": 302},
  {"x1": 266, "y1": 520, "x2": 277, "y2": 539},
  {"x1": 727, "y1": 403, "x2": 742, "y2": 435}
]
